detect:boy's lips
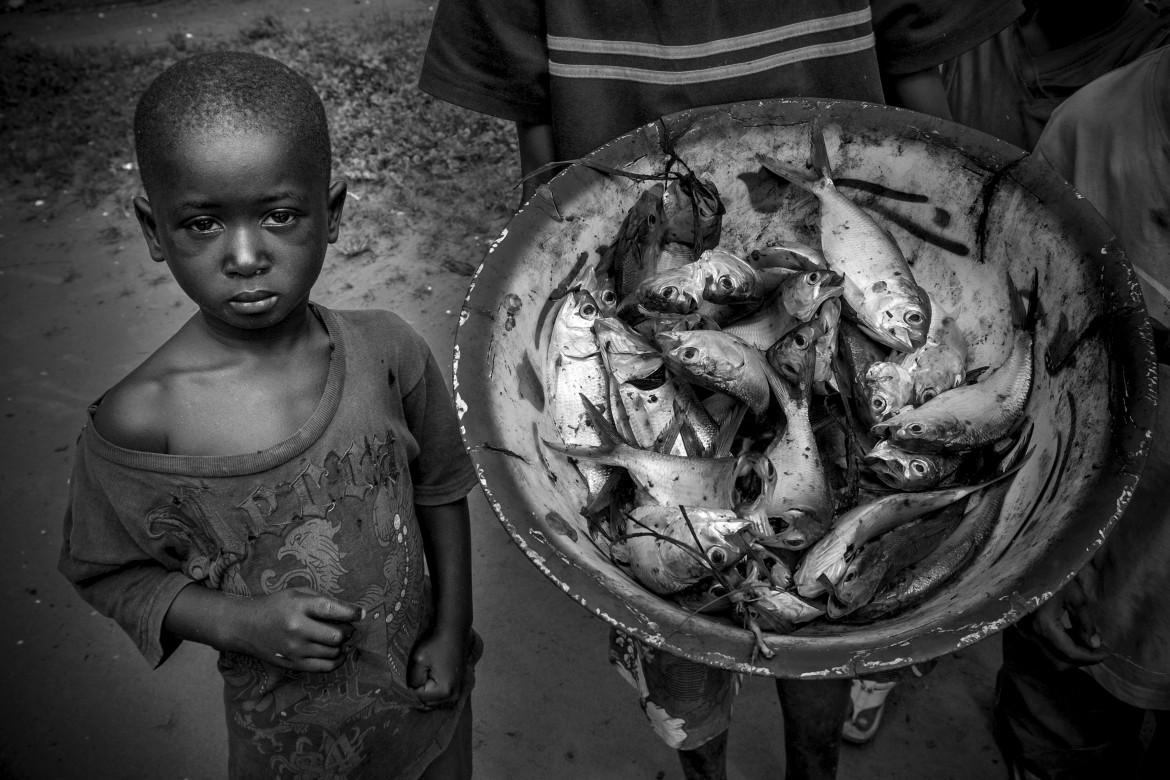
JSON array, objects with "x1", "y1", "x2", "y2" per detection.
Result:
[{"x1": 228, "y1": 290, "x2": 278, "y2": 313}]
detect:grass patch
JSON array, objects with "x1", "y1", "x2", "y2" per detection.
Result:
[{"x1": 0, "y1": 9, "x2": 517, "y2": 268}]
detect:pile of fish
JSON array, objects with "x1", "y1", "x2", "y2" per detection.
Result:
[{"x1": 541, "y1": 134, "x2": 1035, "y2": 645}]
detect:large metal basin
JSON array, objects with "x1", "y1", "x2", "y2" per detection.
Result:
[{"x1": 453, "y1": 99, "x2": 1158, "y2": 678}]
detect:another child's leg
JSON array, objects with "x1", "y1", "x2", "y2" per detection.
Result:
[
  {"x1": 775, "y1": 677, "x2": 851, "y2": 780},
  {"x1": 609, "y1": 628, "x2": 737, "y2": 779},
  {"x1": 419, "y1": 701, "x2": 473, "y2": 780}
]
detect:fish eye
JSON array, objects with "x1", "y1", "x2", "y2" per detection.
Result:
[
  {"x1": 921, "y1": 388, "x2": 938, "y2": 402},
  {"x1": 709, "y1": 548, "x2": 726, "y2": 565},
  {"x1": 906, "y1": 311, "x2": 924, "y2": 326},
  {"x1": 662, "y1": 286, "x2": 677, "y2": 299},
  {"x1": 682, "y1": 347, "x2": 698, "y2": 360},
  {"x1": 807, "y1": 272, "x2": 821, "y2": 284},
  {"x1": 581, "y1": 302, "x2": 597, "y2": 317},
  {"x1": 908, "y1": 423, "x2": 925, "y2": 435},
  {"x1": 600, "y1": 289, "x2": 617, "y2": 306},
  {"x1": 717, "y1": 275, "x2": 733, "y2": 291},
  {"x1": 794, "y1": 334, "x2": 808, "y2": 348},
  {"x1": 912, "y1": 461, "x2": 928, "y2": 474},
  {"x1": 872, "y1": 397, "x2": 886, "y2": 411}
]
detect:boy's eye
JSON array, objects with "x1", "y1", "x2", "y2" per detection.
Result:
[
  {"x1": 263, "y1": 211, "x2": 297, "y2": 227},
  {"x1": 187, "y1": 218, "x2": 220, "y2": 234}
]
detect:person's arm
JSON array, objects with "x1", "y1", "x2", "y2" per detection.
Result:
[
  {"x1": 162, "y1": 584, "x2": 363, "y2": 673},
  {"x1": 408, "y1": 497, "x2": 474, "y2": 708},
  {"x1": 1016, "y1": 564, "x2": 1109, "y2": 669},
  {"x1": 882, "y1": 67, "x2": 953, "y2": 120},
  {"x1": 517, "y1": 120, "x2": 556, "y2": 207}
]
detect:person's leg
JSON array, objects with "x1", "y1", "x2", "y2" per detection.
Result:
[
  {"x1": 995, "y1": 626, "x2": 1146, "y2": 779},
  {"x1": 418, "y1": 701, "x2": 473, "y2": 780},
  {"x1": 776, "y1": 677, "x2": 851, "y2": 780},
  {"x1": 610, "y1": 628, "x2": 737, "y2": 779}
]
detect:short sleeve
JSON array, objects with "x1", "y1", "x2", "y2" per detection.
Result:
[
  {"x1": 418, "y1": 0, "x2": 551, "y2": 124},
  {"x1": 871, "y1": 0, "x2": 1024, "y2": 75},
  {"x1": 58, "y1": 433, "x2": 194, "y2": 667},
  {"x1": 399, "y1": 340, "x2": 479, "y2": 506}
]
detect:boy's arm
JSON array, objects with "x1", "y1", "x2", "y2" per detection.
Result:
[
  {"x1": 409, "y1": 497, "x2": 474, "y2": 707},
  {"x1": 517, "y1": 120, "x2": 556, "y2": 207},
  {"x1": 162, "y1": 584, "x2": 363, "y2": 673},
  {"x1": 882, "y1": 67, "x2": 953, "y2": 120}
]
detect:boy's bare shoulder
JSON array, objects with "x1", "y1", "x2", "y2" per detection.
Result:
[{"x1": 91, "y1": 329, "x2": 193, "y2": 453}]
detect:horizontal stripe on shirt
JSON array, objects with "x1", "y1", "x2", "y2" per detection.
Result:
[
  {"x1": 546, "y1": 8, "x2": 872, "y2": 60},
  {"x1": 548, "y1": 33, "x2": 876, "y2": 84}
]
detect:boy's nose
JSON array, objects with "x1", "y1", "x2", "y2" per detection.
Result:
[{"x1": 223, "y1": 228, "x2": 273, "y2": 277}]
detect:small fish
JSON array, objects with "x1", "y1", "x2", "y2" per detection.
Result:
[
  {"x1": 600, "y1": 184, "x2": 667, "y2": 301},
  {"x1": 545, "y1": 290, "x2": 613, "y2": 501},
  {"x1": 756, "y1": 359, "x2": 834, "y2": 550},
  {"x1": 759, "y1": 145, "x2": 930, "y2": 352},
  {"x1": 899, "y1": 295, "x2": 968, "y2": 405},
  {"x1": 721, "y1": 269, "x2": 842, "y2": 351},
  {"x1": 858, "y1": 361, "x2": 915, "y2": 427},
  {"x1": 837, "y1": 318, "x2": 888, "y2": 399},
  {"x1": 874, "y1": 330, "x2": 1033, "y2": 453},
  {"x1": 662, "y1": 173, "x2": 725, "y2": 250},
  {"x1": 826, "y1": 503, "x2": 966, "y2": 617},
  {"x1": 613, "y1": 505, "x2": 747, "y2": 594},
  {"x1": 637, "y1": 249, "x2": 763, "y2": 314},
  {"x1": 595, "y1": 317, "x2": 690, "y2": 454},
  {"x1": 850, "y1": 437, "x2": 1030, "y2": 620},
  {"x1": 864, "y1": 439, "x2": 962, "y2": 491},
  {"x1": 543, "y1": 396, "x2": 770, "y2": 509},
  {"x1": 794, "y1": 453, "x2": 1029, "y2": 597},
  {"x1": 741, "y1": 583, "x2": 826, "y2": 631},
  {"x1": 657, "y1": 329, "x2": 773, "y2": 416},
  {"x1": 748, "y1": 241, "x2": 828, "y2": 271}
]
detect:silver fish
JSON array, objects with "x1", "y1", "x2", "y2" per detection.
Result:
[
  {"x1": 657, "y1": 329, "x2": 773, "y2": 416},
  {"x1": 864, "y1": 439, "x2": 962, "y2": 491},
  {"x1": 794, "y1": 455, "x2": 1029, "y2": 597},
  {"x1": 759, "y1": 150, "x2": 930, "y2": 352},
  {"x1": 722, "y1": 269, "x2": 843, "y2": 351},
  {"x1": 613, "y1": 505, "x2": 747, "y2": 595},
  {"x1": 899, "y1": 295, "x2": 967, "y2": 405},
  {"x1": 637, "y1": 249, "x2": 763, "y2": 314},
  {"x1": 545, "y1": 290, "x2": 612, "y2": 501},
  {"x1": 874, "y1": 330, "x2": 1034, "y2": 453},
  {"x1": 602, "y1": 184, "x2": 667, "y2": 301},
  {"x1": 858, "y1": 361, "x2": 915, "y2": 427},
  {"x1": 543, "y1": 397, "x2": 770, "y2": 509}
]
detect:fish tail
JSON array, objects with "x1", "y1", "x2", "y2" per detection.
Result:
[{"x1": 1006, "y1": 269, "x2": 1043, "y2": 333}]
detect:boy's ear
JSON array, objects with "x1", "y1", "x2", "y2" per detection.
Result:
[
  {"x1": 326, "y1": 180, "x2": 347, "y2": 243},
  {"x1": 132, "y1": 196, "x2": 167, "y2": 263}
]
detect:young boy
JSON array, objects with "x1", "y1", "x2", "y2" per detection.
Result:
[{"x1": 58, "y1": 51, "x2": 481, "y2": 779}]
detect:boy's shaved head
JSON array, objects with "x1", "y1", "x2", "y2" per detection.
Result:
[{"x1": 134, "y1": 51, "x2": 331, "y2": 193}]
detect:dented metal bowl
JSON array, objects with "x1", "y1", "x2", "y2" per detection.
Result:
[{"x1": 453, "y1": 99, "x2": 1158, "y2": 678}]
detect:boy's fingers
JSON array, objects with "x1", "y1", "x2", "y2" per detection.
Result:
[{"x1": 308, "y1": 596, "x2": 365, "y2": 624}]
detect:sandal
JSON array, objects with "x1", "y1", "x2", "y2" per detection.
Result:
[{"x1": 842, "y1": 678, "x2": 897, "y2": 745}]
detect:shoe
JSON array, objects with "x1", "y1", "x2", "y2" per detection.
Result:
[{"x1": 842, "y1": 678, "x2": 897, "y2": 745}]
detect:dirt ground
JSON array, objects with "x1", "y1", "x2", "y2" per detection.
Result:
[{"x1": 0, "y1": 2, "x2": 1008, "y2": 778}]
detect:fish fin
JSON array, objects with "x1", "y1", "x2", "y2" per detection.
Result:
[
  {"x1": 750, "y1": 242, "x2": 827, "y2": 271},
  {"x1": 578, "y1": 393, "x2": 624, "y2": 447},
  {"x1": 656, "y1": 403, "x2": 687, "y2": 454},
  {"x1": 757, "y1": 153, "x2": 818, "y2": 191},
  {"x1": 582, "y1": 470, "x2": 623, "y2": 516},
  {"x1": 809, "y1": 116, "x2": 834, "y2": 179},
  {"x1": 962, "y1": 365, "x2": 990, "y2": 385},
  {"x1": 712, "y1": 402, "x2": 748, "y2": 458}
]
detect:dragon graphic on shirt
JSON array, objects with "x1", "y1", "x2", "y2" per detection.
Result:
[{"x1": 260, "y1": 516, "x2": 348, "y2": 594}]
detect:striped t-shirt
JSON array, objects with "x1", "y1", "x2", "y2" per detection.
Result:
[{"x1": 420, "y1": 0, "x2": 1023, "y2": 160}]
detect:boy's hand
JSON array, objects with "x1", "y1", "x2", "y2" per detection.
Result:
[
  {"x1": 407, "y1": 629, "x2": 470, "y2": 711},
  {"x1": 1018, "y1": 566, "x2": 1107, "y2": 670},
  {"x1": 240, "y1": 587, "x2": 364, "y2": 673}
]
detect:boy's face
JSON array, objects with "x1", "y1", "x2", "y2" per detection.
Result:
[{"x1": 133, "y1": 128, "x2": 345, "y2": 335}]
